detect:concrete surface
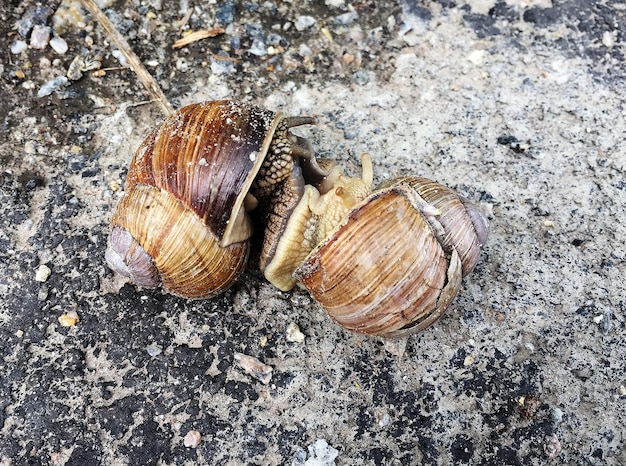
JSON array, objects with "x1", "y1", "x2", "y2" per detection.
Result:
[{"x1": 1, "y1": 0, "x2": 625, "y2": 464}]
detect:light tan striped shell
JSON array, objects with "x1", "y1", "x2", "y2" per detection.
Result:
[{"x1": 294, "y1": 176, "x2": 489, "y2": 338}]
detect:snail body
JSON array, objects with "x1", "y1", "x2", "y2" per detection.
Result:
[
  {"x1": 261, "y1": 155, "x2": 489, "y2": 338},
  {"x1": 106, "y1": 100, "x2": 314, "y2": 299}
]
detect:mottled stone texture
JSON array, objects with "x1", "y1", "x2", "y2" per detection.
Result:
[{"x1": 0, "y1": 1, "x2": 624, "y2": 464}]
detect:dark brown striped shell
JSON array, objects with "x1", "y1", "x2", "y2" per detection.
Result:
[{"x1": 106, "y1": 100, "x2": 290, "y2": 299}]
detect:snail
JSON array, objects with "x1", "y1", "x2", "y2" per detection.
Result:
[
  {"x1": 105, "y1": 100, "x2": 316, "y2": 299},
  {"x1": 105, "y1": 99, "x2": 489, "y2": 338},
  {"x1": 260, "y1": 153, "x2": 489, "y2": 338}
]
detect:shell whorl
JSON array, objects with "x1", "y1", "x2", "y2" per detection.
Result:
[
  {"x1": 106, "y1": 100, "x2": 284, "y2": 298},
  {"x1": 293, "y1": 177, "x2": 489, "y2": 338}
]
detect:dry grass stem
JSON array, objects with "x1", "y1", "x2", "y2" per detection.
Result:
[{"x1": 79, "y1": 0, "x2": 174, "y2": 116}]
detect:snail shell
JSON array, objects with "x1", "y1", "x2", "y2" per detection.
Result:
[
  {"x1": 262, "y1": 155, "x2": 489, "y2": 338},
  {"x1": 106, "y1": 100, "x2": 314, "y2": 299}
]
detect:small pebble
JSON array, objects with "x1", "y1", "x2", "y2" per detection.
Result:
[
  {"x1": 293, "y1": 439, "x2": 339, "y2": 465},
  {"x1": 248, "y1": 38, "x2": 267, "y2": 56},
  {"x1": 619, "y1": 385, "x2": 626, "y2": 396},
  {"x1": 35, "y1": 264, "x2": 52, "y2": 282},
  {"x1": 334, "y1": 11, "x2": 358, "y2": 25},
  {"x1": 551, "y1": 407, "x2": 563, "y2": 423},
  {"x1": 37, "y1": 286, "x2": 49, "y2": 301},
  {"x1": 286, "y1": 322, "x2": 305, "y2": 343},
  {"x1": 215, "y1": 1, "x2": 236, "y2": 25},
  {"x1": 602, "y1": 31, "x2": 615, "y2": 48},
  {"x1": 30, "y1": 25, "x2": 51, "y2": 50},
  {"x1": 342, "y1": 53, "x2": 355, "y2": 65},
  {"x1": 234, "y1": 352, "x2": 273, "y2": 384},
  {"x1": 295, "y1": 16, "x2": 316, "y2": 32},
  {"x1": 518, "y1": 394, "x2": 542, "y2": 419},
  {"x1": 37, "y1": 76, "x2": 68, "y2": 97},
  {"x1": 352, "y1": 70, "x2": 369, "y2": 85},
  {"x1": 467, "y1": 49, "x2": 485, "y2": 65},
  {"x1": 10, "y1": 40, "x2": 28, "y2": 54},
  {"x1": 378, "y1": 412, "x2": 391, "y2": 427},
  {"x1": 58, "y1": 310, "x2": 79, "y2": 327},
  {"x1": 49, "y1": 37, "x2": 68, "y2": 55},
  {"x1": 146, "y1": 344, "x2": 162, "y2": 357},
  {"x1": 463, "y1": 355, "x2": 475, "y2": 366},
  {"x1": 24, "y1": 140, "x2": 36, "y2": 155},
  {"x1": 175, "y1": 57, "x2": 189, "y2": 72},
  {"x1": 111, "y1": 49, "x2": 127, "y2": 67},
  {"x1": 108, "y1": 180, "x2": 121, "y2": 192},
  {"x1": 183, "y1": 430, "x2": 201, "y2": 448}
]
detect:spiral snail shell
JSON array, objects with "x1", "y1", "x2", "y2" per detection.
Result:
[
  {"x1": 261, "y1": 154, "x2": 489, "y2": 338},
  {"x1": 105, "y1": 100, "x2": 314, "y2": 299}
]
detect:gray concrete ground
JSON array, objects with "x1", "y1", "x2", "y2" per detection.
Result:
[{"x1": 1, "y1": 0, "x2": 625, "y2": 464}]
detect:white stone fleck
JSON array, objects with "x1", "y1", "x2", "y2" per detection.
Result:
[
  {"x1": 10, "y1": 40, "x2": 28, "y2": 55},
  {"x1": 467, "y1": 49, "x2": 486, "y2": 65},
  {"x1": 146, "y1": 344, "x2": 162, "y2": 357},
  {"x1": 602, "y1": 31, "x2": 616, "y2": 48},
  {"x1": 286, "y1": 322, "x2": 305, "y2": 343},
  {"x1": 295, "y1": 16, "x2": 316, "y2": 32},
  {"x1": 292, "y1": 439, "x2": 339, "y2": 466},
  {"x1": 30, "y1": 25, "x2": 51, "y2": 50},
  {"x1": 35, "y1": 264, "x2": 52, "y2": 282},
  {"x1": 298, "y1": 43, "x2": 313, "y2": 57},
  {"x1": 112, "y1": 49, "x2": 128, "y2": 67},
  {"x1": 49, "y1": 37, "x2": 68, "y2": 55},
  {"x1": 183, "y1": 430, "x2": 201, "y2": 448},
  {"x1": 37, "y1": 76, "x2": 69, "y2": 98}
]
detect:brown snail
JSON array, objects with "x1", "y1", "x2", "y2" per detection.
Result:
[
  {"x1": 105, "y1": 100, "x2": 315, "y2": 299},
  {"x1": 260, "y1": 154, "x2": 489, "y2": 338},
  {"x1": 106, "y1": 100, "x2": 489, "y2": 339}
]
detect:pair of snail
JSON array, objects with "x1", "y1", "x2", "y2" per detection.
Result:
[{"x1": 105, "y1": 100, "x2": 489, "y2": 338}]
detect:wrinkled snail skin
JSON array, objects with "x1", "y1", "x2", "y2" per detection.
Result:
[
  {"x1": 262, "y1": 155, "x2": 489, "y2": 338},
  {"x1": 259, "y1": 154, "x2": 374, "y2": 291},
  {"x1": 106, "y1": 100, "x2": 315, "y2": 299}
]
